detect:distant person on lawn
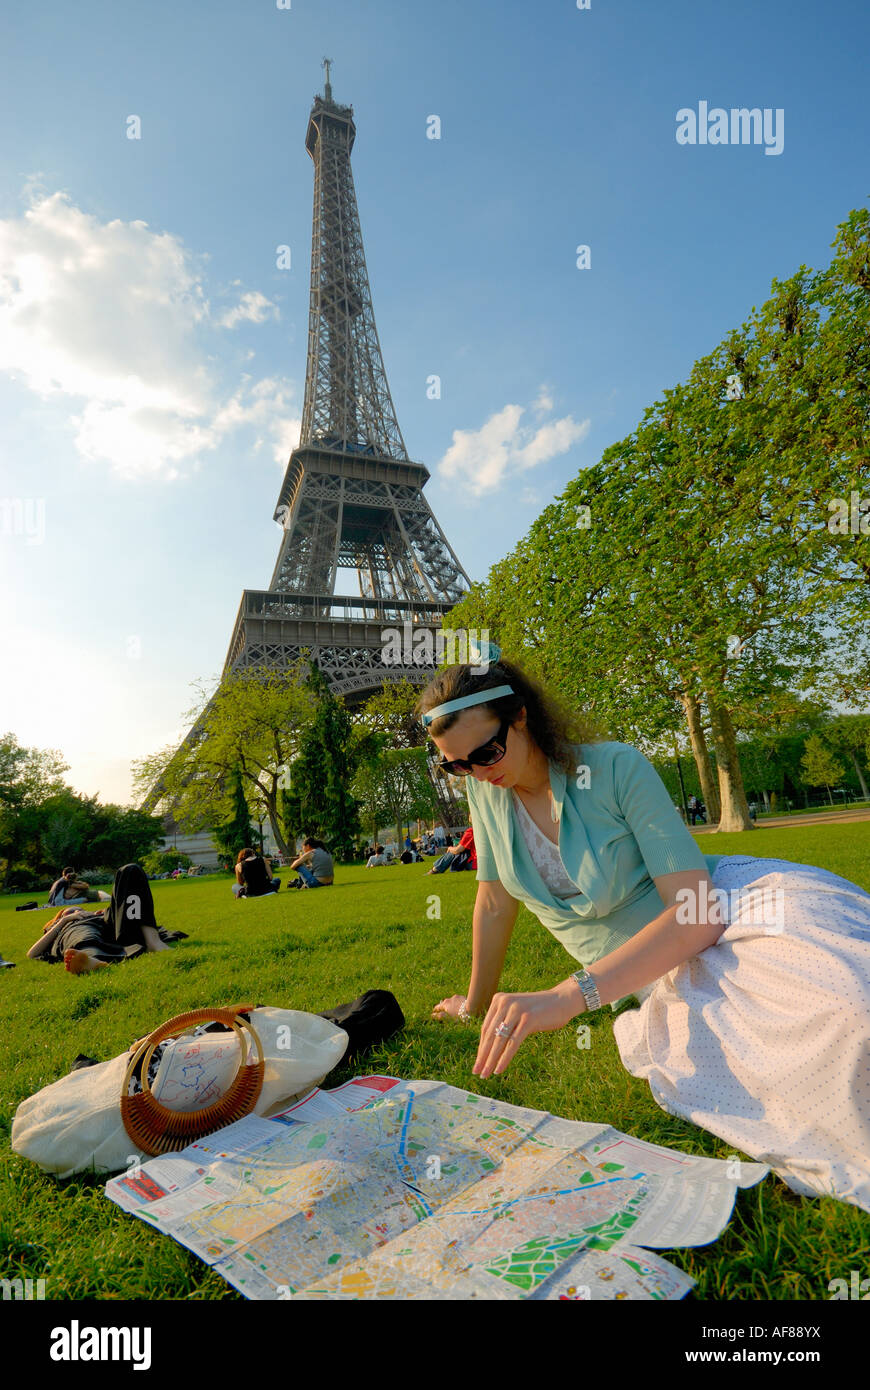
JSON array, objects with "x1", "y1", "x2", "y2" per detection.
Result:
[
  {"x1": 232, "y1": 848, "x2": 280, "y2": 898},
  {"x1": 46, "y1": 867, "x2": 107, "y2": 907},
  {"x1": 426, "y1": 826, "x2": 477, "y2": 874},
  {"x1": 287, "y1": 838, "x2": 335, "y2": 889},
  {"x1": 27, "y1": 864, "x2": 173, "y2": 974},
  {"x1": 366, "y1": 845, "x2": 388, "y2": 867}
]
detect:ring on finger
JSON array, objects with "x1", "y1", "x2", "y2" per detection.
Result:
[{"x1": 494, "y1": 1021, "x2": 514, "y2": 1038}]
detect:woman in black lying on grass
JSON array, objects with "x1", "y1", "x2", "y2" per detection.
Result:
[{"x1": 26, "y1": 864, "x2": 173, "y2": 974}]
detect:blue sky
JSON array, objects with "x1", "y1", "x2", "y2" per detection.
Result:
[{"x1": 1, "y1": 0, "x2": 868, "y2": 804}]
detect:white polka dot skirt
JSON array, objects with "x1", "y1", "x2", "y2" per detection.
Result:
[{"x1": 612, "y1": 855, "x2": 870, "y2": 1212}]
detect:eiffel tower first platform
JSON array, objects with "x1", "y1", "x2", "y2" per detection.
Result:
[{"x1": 224, "y1": 63, "x2": 469, "y2": 701}]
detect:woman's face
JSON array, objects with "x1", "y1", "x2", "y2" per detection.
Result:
[{"x1": 430, "y1": 705, "x2": 540, "y2": 790}]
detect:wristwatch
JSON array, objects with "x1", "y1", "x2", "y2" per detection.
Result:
[{"x1": 570, "y1": 968, "x2": 601, "y2": 1013}]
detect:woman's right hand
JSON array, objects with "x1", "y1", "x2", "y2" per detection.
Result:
[{"x1": 432, "y1": 994, "x2": 468, "y2": 1021}]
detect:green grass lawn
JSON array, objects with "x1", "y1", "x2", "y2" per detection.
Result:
[{"x1": 2, "y1": 822, "x2": 869, "y2": 1301}]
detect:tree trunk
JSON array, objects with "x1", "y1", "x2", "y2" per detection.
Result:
[
  {"x1": 706, "y1": 698, "x2": 754, "y2": 832},
  {"x1": 826, "y1": 783, "x2": 834, "y2": 807},
  {"x1": 851, "y1": 750, "x2": 870, "y2": 800},
  {"x1": 681, "y1": 692, "x2": 721, "y2": 822},
  {"x1": 263, "y1": 793, "x2": 290, "y2": 857},
  {"x1": 762, "y1": 789, "x2": 770, "y2": 811}
]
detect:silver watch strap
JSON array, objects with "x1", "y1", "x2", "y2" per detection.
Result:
[{"x1": 571, "y1": 969, "x2": 601, "y2": 1012}]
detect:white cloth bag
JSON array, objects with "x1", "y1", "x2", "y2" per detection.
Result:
[{"x1": 11, "y1": 1007, "x2": 348, "y2": 1179}]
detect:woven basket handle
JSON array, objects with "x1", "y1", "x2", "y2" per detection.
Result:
[{"x1": 120, "y1": 1004, "x2": 265, "y2": 1157}]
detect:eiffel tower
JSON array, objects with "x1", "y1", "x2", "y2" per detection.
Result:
[{"x1": 224, "y1": 60, "x2": 469, "y2": 700}]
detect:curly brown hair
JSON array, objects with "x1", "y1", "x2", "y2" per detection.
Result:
[{"x1": 415, "y1": 653, "x2": 601, "y2": 774}]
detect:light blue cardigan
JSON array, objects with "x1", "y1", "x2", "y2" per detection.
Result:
[{"x1": 465, "y1": 741, "x2": 720, "y2": 1011}]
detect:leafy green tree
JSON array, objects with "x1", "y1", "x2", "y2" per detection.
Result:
[
  {"x1": 800, "y1": 734, "x2": 846, "y2": 805},
  {"x1": 86, "y1": 803, "x2": 165, "y2": 867},
  {"x1": 132, "y1": 663, "x2": 315, "y2": 857},
  {"x1": 280, "y1": 665, "x2": 361, "y2": 860},
  {"x1": 445, "y1": 208, "x2": 870, "y2": 832},
  {"x1": 358, "y1": 679, "x2": 428, "y2": 748},
  {"x1": 143, "y1": 850, "x2": 193, "y2": 876},
  {"x1": 0, "y1": 734, "x2": 70, "y2": 882},
  {"x1": 826, "y1": 714, "x2": 870, "y2": 799},
  {"x1": 212, "y1": 766, "x2": 255, "y2": 860},
  {"x1": 351, "y1": 744, "x2": 440, "y2": 845}
]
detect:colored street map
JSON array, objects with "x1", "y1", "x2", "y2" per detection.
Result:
[{"x1": 105, "y1": 1075, "x2": 768, "y2": 1300}]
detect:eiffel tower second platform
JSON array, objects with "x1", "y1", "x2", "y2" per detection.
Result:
[{"x1": 224, "y1": 441, "x2": 464, "y2": 701}]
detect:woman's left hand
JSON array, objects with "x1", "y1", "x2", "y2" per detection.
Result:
[{"x1": 473, "y1": 987, "x2": 582, "y2": 1079}]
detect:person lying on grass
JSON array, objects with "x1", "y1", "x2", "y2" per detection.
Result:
[
  {"x1": 26, "y1": 863, "x2": 172, "y2": 974},
  {"x1": 420, "y1": 641, "x2": 870, "y2": 1213}
]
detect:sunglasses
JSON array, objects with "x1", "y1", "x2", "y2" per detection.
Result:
[{"x1": 433, "y1": 716, "x2": 513, "y2": 777}]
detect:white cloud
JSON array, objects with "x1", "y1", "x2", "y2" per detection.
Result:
[
  {"x1": 0, "y1": 190, "x2": 294, "y2": 479},
  {"x1": 437, "y1": 399, "x2": 589, "y2": 496},
  {"x1": 533, "y1": 384, "x2": 554, "y2": 414},
  {"x1": 217, "y1": 290, "x2": 278, "y2": 329}
]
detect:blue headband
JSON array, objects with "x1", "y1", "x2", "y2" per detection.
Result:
[{"x1": 421, "y1": 685, "x2": 515, "y2": 728}]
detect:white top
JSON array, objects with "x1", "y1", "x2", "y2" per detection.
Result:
[{"x1": 511, "y1": 792, "x2": 582, "y2": 900}]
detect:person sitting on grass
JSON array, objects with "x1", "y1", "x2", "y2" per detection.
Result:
[
  {"x1": 426, "y1": 826, "x2": 477, "y2": 874},
  {"x1": 26, "y1": 864, "x2": 172, "y2": 975},
  {"x1": 46, "y1": 867, "x2": 109, "y2": 907},
  {"x1": 286, "y1": 837, "x2": 335, "y2": 889},
  {"x1": 366, "y1": 844, "x2": 387, "y2": 867},
  {"x1": 232, "y1": 847, "x2": 281, "y2": 898},
  {"x1": 422, "y1": 641, "x2": 870, "y2": 1214}
]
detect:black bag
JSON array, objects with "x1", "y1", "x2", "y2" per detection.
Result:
[{"x1": 317, "y1": 989, "x2": 404, "y2": 1066}]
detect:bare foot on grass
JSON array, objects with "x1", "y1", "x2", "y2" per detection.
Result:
[{"x1": 63, "y1": 949, "x2": 108, "y2": 975}]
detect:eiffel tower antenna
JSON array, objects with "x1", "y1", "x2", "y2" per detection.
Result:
[{"x1": 222, "y1": 69, "x2": 470, "y2": 701}]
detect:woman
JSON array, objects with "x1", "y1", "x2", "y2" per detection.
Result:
[
  {"x1": 422, "y1": 644, "x2": 870, "y2": 1213},
  {"x1": 287, "y1": 837, "x2": 334, "y2": 889},
  {"x1": 232, "y1": 847, "x2": 280, "y2": 897},
  {"x1": 27, "y1": 864, "x2": 171, "y2": 974}
]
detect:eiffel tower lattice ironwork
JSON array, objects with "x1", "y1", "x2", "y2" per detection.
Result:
[{"x1": 224, "y1": 62, "x2": 470, "y2": 703}]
